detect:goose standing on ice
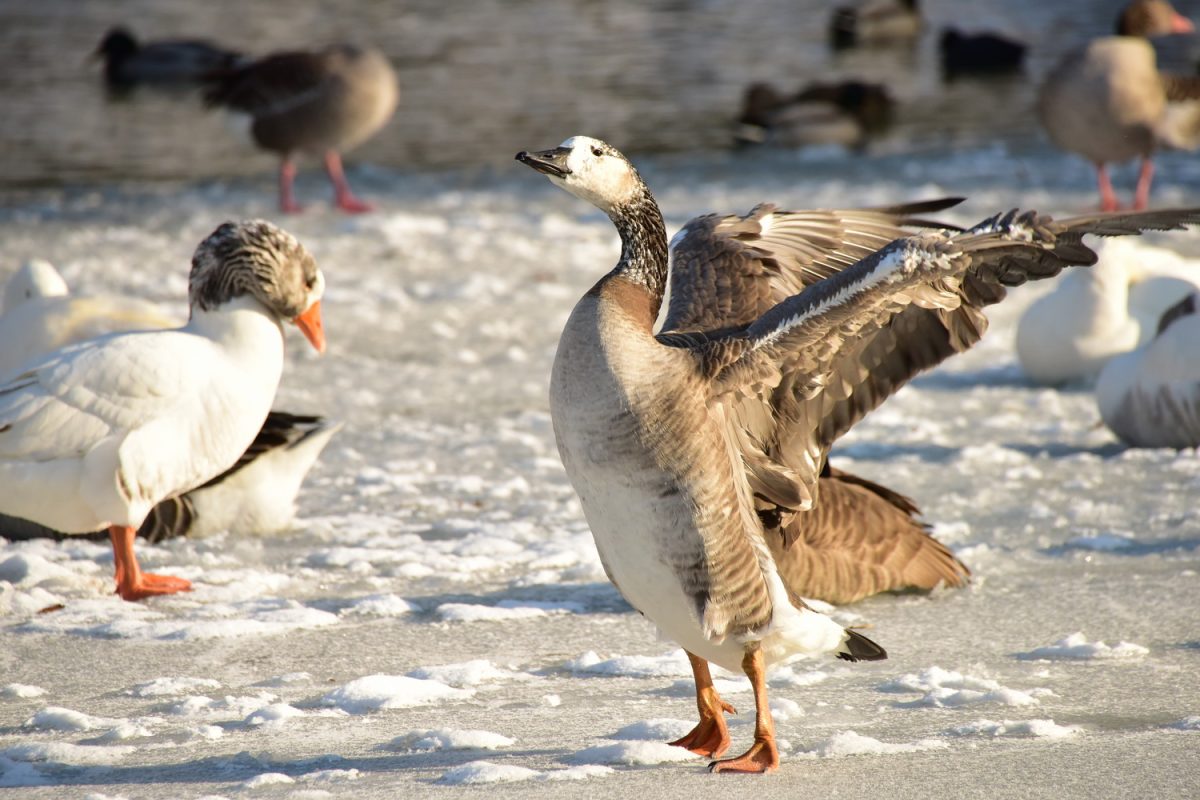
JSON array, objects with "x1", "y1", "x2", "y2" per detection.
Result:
[
  {"x1": 204, "y1": 44, "x2": 398, "y2": 213},
  {"x1": 0, "y1": 221, "x2": 325, "y2": 600},
  {"x1": 517, "y1": 135, "x2": 1199, "y2": 772},
  {"x1": 1015, "y1": 238, "x2": 1200, "y2": 385},
  {"x1": 1037, "y1": 0, "x2": 1200, "y2": 211},
  {"x1": 1097, "y1": 293, "x2": 1200, "y2": 447},
  {"x1": 0, "y1": 261, "x2": 339, "y2": 541}
]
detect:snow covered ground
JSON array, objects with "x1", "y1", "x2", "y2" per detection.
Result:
[{"x1": 2, "y1": 143, "x2": 1199, "y2": 798}]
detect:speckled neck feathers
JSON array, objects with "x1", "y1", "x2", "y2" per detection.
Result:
[{"x1": 606, "y1": 186, "x2": 669, "y2": 319}]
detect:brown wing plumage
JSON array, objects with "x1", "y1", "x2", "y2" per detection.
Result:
[
  {"x1": 764, "y1": 465, "x2": 969, "y2": 605},
  {"x1": 675, "y1": 207, "x2": 1200, "y2": 522}
]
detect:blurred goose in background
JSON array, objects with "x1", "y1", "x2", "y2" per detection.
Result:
[
  {"x1": 1015, "y1": 237, "x2": 1200, "y2": 385},
  {"x1": 1037, "y1": 0, "x2": 1200, "y2": 211},
  {"x1": 204, "y1": 44, "x2": 399, "y2": 214},
  {"x1": 939, "y1": 28, "x2": 1027, "y2": 79},
  {"x1": 0, "y1": 259, "x2": 177, "y2": 380},
  {"x1": 94, "y1": 26, "x2": 244, "y2": 92},
  {"x1": 516, "y1": 134, "x2": 1197, "y2": 772},
  {"x1": 830, "y1": 0, "x2": 921, "y2": 50},
  {"x1": 0, "y1": 221, "x2": 326, "y2": 600},
  {"x1": 1097, "y1": 292, "x2": 1200, "y2": 448},
  {"x1": 734, "y1": 81, "x2": 895, "y2": 150}
]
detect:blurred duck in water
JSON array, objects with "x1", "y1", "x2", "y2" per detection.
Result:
[
  {"x1": 734, "y1": 81, "x2": 895, "y2": 151},
  {"x1": 939, "y1": 28, "x2": 1027, "y2": 79},
  {"x1": 94, "y1": 26, "x2": 245, "y2": 93},
  {"x1": 830, "y1": 0, "x2": 921, "y2": 50}
]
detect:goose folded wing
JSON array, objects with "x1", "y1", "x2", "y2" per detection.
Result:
[{"x1": 204, "y1": 52, "x2": 339, "y2": 116}]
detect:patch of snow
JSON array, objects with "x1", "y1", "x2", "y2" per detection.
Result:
[
  {"x1": 127, "y1": 676, "x2": 222, "y2": 697},
  {"x1": 3, "y1": 741, "x2": 136, "y2": 765},
  {"x1": 241, "y1": 772, "x2": 294, "y2": 789},
  {"x1": 796, "y1": 730, "x2": 949, "y2": 757},
  {"x1": 244, "y1": 703, "x2": 304, "y2": 728},
  {"x1": 406, "y1": 660, "x2": 525, "y2": 688},
  {"x1": 387, "y1": 728, "x2": 515, "y2": 751},
  {"x1": 439, "y1": 761, "x2": 541, "y2": 785},
  {"x1": 946, "y1": 719, "x2": 1081, "y2": 738},
  {"x1": 23, "y1": 706, "x2": 113, "y2": 732},
  {"x1": 1, "y1": 684, "x2": 47, "y2": 700},
  {"x1": 609, "y1": 719, "x2": 693, "y2": 741},
  {"x1": 321, "y1": 674, "x2": 473, "y2": 713},
  {"x1": 880, "y1": 666, "x2": 1050, "y2": 708},
  {"x1": 1166, "y1": 716, "x2": 1200, "y2": 731},
  {"x1": 568, "y1": 740, "x2": 699, "y2": 765},
  {"x1": 1019, "y1": 633, "x2": 1149, "y2": 661},
  {"x1": 565, "y1": 649, "x2": 693, "y2": 679},
  {"x1": 339, "y1": 593, "x2": 417, "y2": 616}
]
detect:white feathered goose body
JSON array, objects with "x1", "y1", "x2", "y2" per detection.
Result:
[
  {"x1": 0, "y1": 220, "x2": 325, "y2": 600},
  {"x1": 518, "y1": 135, "x2": 1200, "y2": 773}
]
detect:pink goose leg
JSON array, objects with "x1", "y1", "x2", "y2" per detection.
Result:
[
  {"x1": 1133, "y1": 158, "x2": 1155, "y2": 211},
  {"x1": 1096, "y1": 162, "x2": 1119, "y2": 212},
  {"x1": 324, "y1": 151, "x2": 374, "y2": 213},
  {"x1": 278, "y1": 157, "x2": 302, "y2": 214}
]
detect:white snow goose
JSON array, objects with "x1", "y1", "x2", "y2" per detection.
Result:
[
  {"x1": 1097, "y1": 292, "x2": 1200, "y2": 447},
  {"x1": 0, "y1": 220, "x2": 325, "y2": 601},
  {"x1": 1014, "y1": 237, "x2": 1200, "y2": 385},
  {"x1": 517, "y1": 134, "x2": 1200, "y2": 773},
  {"x1": 203, "y1": 44, "x2": 398, "y2": 214},
  {"x1": 0, "y1": 261, "x2": 339, "y2": 541},
  {"x1": 1037, "y1": 0, "x2": 1200, "y2": 211}
]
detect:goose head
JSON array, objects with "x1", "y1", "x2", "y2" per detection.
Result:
[
  {"x1": 95, "y1": 27, "x2": 140, "y2": 62},
  {"x1": 516, "y1": 136, "x2": 648, "y2": 215},
  {"x1": 1116, "y1": 0, "x2": 1194, "y2": 36},
  {"x1": 188, "y1": 220, "x2": 326, "y2": 353},
  {"x1": 3, "y1": 260, "x2": 69, "y2": 313}
]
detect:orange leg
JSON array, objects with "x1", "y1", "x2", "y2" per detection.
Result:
[
  {"x1": 279, "y1": 157, "x2": 303, "y2": 214},
  {"x1": 109, "y1": 525, "x2": 191, "y2": 602},
  {"x1": 324, "y1": 151, "x2": 374, "y2": 213},
  {"x1": 710, "y1": 646, "x2": 779, "y2": 774},
  {"x1": 668, "y1": 651, "x2": 736, "y2": 758},
  {"x1": 1133, "y1": 157, "x2": 1155, "y2": 211}
]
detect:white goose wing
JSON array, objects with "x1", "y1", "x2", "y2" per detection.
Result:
[{"x1": 0, "y1": 329, "x2": 221, "y2": 465}]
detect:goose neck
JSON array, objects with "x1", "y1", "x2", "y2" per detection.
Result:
[{"x1": 608, "y1": 192, "x2": 669, "y2": 311}]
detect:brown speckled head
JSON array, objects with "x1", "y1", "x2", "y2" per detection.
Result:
[
  {"x1": 188, "y1": 220, "x2": 323, "y2": 319},
  {"x1": 188, "y1": 220, "x2": 326, "y2": 351}
]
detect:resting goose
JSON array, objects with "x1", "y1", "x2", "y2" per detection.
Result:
[
  {"x1": 1037, "y1": 0, "x2": 1200, "y2": 211},
  {"x1": 517, "y1": 135, "x2": 1199, "y2": 772},
  {"x1": 735, "y1": 81, "x2": 895, "y2": 151},
  {"x1": 0, "y1": 259, "x2": 178, "y2": 380},
  {"x1": 204, "y1": 44, "x2": 398, "y2": 213},
  {"x1": 1015, "y1": 238, "x2": 1200, "y2": 385},
  {"x1": 94, "y1": 27, "x2": 245, "y2": 91},
  {"x1": 1097, "y1": 293, "x2": 1200, "y2": 447},
  {"x1": 0, "y1": 221, "x2": 325, "y2": 600}
]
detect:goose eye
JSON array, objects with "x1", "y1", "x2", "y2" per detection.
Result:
[
  {"x1": 305, "y1": 275, "x2": 316, "y2": 289},
  {"x1": 591, "y1": 146, "x2": 603, "y2": 157}
]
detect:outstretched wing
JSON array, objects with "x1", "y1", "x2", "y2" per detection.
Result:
[
  {"x1": 665, "y1": 207, "x2": 1200, "y2": 517},
  {"x1": 661, "y1": 198, "x2": 964, "y2": 335}
]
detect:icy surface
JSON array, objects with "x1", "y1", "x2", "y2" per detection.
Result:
[{"x1": 2, "y1": 145, "x2": 1200, "y2": 798}]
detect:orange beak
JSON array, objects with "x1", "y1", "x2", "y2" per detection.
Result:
[
  {"x1": 1172, "y1": 12, "x2": 1195, "y2": 33},
  {"x1": 293, "y1": 300, "x2": 326, "y2": 353}
]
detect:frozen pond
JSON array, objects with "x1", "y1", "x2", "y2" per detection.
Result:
[{"x1": 1, "y1": 142, "x2": 1200, "y2": 798}]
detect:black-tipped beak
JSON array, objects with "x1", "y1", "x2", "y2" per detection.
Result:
[{"x1": 516, "y1": 147, "x2": 572, "y2": 177}]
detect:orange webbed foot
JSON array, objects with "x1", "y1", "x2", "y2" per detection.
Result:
[
  {"x1": 708, "y1": 737, "x2": 779, "y2": 774},
  {"x1": 668, "y1": 699, "x2": 737, "y2": 758},
  {"x1": 116, "y1": 573, "x2": 192, "y2": 602}
]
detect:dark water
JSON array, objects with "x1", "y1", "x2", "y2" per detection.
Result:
[{"x1": 0, "y1": 0, "x2": 1194, "y2": 186}]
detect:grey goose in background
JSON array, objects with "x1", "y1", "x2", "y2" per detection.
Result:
[
  {"x1": 204, "y1": 44, "x2": 399, "y2": 213},
  {"x1": 517, "y1": 134, "x2": 1200, "y2": 772},
  {"x1": 1097, "y1": 292, "x2": 1200, "y2": 448},
  {"x1": 1037, "y1": 0, "x2": 1200, "y2": 211},
  {"x1": 94, "y1": 26, "x2": 245, "y2": 92},
  {"x1": 0, "y1": 411, "x2": 341, "y2": 544}
]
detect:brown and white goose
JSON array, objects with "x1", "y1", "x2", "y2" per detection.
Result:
[
  {"x1": 204, "y1": 44, "x2": 398, "y2": 213},
  {"x1": 1037, "y1": 0, "x2": 1200, "y2": 211},
  {"x1": 517, "y1": 135, "x2": 1200, "y2": 773}
]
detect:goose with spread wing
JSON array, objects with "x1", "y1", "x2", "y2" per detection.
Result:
[
  {"x1": 517, "y1": 135, "x2": 1200, "y2": 773},
  {"x1": 0, "y1": 221, "x2": 326, "y2": 601}
]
